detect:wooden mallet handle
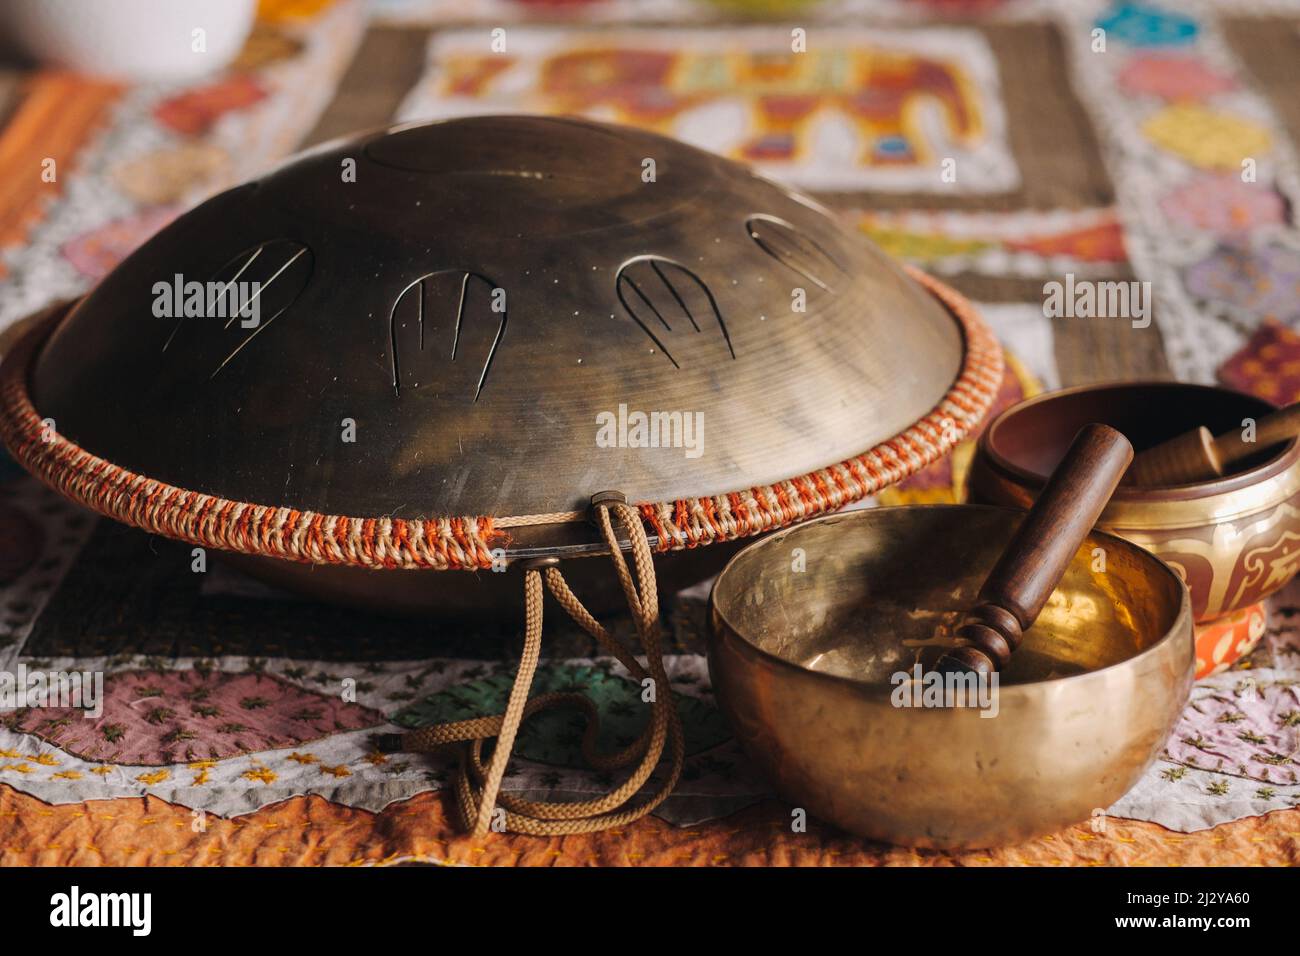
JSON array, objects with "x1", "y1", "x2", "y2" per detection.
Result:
[
  {"x1": 936, "y1": 423, "x2": 1134, "y2": 676},
  {"x1": 1212, "y1": 402, "x2": 1300, "y2": 472},
  {"x1": 1125, "y1": 401, "x2": 1300, "y2": 487}
]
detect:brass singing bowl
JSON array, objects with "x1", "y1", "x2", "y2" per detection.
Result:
[
  {"x1": 967, "y1": 383, "x2": 1300, "y2": 623},
  {"x1": 708, "y1": 505, "x2": 1193, "y2": 848}
]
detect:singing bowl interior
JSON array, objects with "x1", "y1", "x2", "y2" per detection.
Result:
[
  {"x1": 975, "y1": 382, "x2": 1290, "y2": 488},
  {"x1": 708, "y1": 505, "x2": 1193, "y2": 848},
  {"x1": 966, "y1": 382, "x2": 1300, "y2": 621}
]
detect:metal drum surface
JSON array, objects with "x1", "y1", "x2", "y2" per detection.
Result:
[{"x1": 1, "y1": 114, "x2": 1002, "y2": 611}]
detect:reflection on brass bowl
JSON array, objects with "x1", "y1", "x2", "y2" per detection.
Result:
[
  {"x1": 967, "y1": 382, "x2": 1300, "y2": 623},
  {"x1": 708, "y1": 505, "x2": 1193, "y2": 849}
]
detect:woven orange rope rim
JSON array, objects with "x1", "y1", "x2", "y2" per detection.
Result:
[{"x1": 0, "y1": 267, "x2": 1002, "y2": 571}]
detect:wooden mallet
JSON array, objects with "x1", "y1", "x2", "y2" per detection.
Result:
[
  {"x1": 1125, "y1": 401, "x2": 1300, "y2": 488},
  {"x1": 936, "y1": 423, "x2": 1134, "y2": 676}
]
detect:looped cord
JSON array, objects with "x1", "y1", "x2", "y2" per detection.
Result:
[{"x1": 397, "y1": 501, "x2": 684, "y2": 837}]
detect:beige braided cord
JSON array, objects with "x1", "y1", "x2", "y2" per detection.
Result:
[{"x1": 398, "y1": 502, "x2": 684, "y2": 837}]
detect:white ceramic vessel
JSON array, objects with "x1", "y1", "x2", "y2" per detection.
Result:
[{"x1": 0, "y1": 0, "x2": 257, "y2": 82}]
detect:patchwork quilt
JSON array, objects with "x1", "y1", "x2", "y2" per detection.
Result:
[{"x1": 1, "y1": 0, "x2": 1299, "y2": 865}]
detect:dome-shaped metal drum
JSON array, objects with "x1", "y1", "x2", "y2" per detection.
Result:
[{"x1": 0, "y1": 115, "x2": 1002, "y2": 614}]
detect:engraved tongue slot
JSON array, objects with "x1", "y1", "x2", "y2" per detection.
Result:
[
  {"x1": 745, "y1": 214, "x2": 845, "y2": 294},
  {"x1": 162, "y1": 238, "x2": 313, "y2": 380},
  {"x1": 615, "y1": 254, "x2": 733, "y2": 369},
  {"x1": 389, "y1": 269, "x2": 506, "y2": 402}
]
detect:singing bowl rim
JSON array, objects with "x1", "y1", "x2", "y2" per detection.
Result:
[
  {"x1": 708, "y1": 503, "x2": 1195, "y2": 698},
  {"x1": 0, "y1": 267, "x2": 1003, "y2": 573},
  {"x1": 976, "y1": 381, "x2": 1300, "y2": 526}
]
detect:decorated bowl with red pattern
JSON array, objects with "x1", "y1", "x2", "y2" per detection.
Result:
[{"x1": 968, "y1": 382, "x2": 1300, "y2": 627}]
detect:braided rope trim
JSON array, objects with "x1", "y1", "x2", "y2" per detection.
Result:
[{"x1": 0, "y1": 267, "x2": 1001, "y2": 571}]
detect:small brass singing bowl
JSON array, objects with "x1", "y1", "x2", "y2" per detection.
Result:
[
  {"x1": 967, "y1": 382, "x2": 1300, "y2": 623},
  {"x1": 707, "y1": 505, "x2": 1193, "y2": 849}
]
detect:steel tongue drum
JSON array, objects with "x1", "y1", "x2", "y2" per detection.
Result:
[{"x1": 0, "y1": 115, "x2": 1003, "y2": 835}]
